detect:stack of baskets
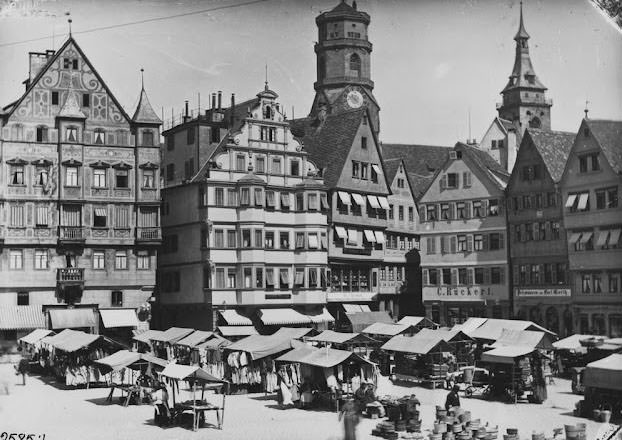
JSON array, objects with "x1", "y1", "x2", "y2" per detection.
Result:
[
  {"x1": 430, "y1": 406, "x2": 498, "y2": 440},
  {"x1": 371, "y1": 421, "x2": 399, "y2": 439},
  {"x1": 564, "y1": 423, "x2": 587, "y2": 440}
]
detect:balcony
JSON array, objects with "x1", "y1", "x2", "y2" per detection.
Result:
[
  {"x1": 58, "y1": 226, "x2": 85, "y2": 245},
  {"x1": 136, "y1": 227, "x2": 162, "y2": 244},
  {"x1": 57, "y1": 268, "x2": 85, "y2": 284}
]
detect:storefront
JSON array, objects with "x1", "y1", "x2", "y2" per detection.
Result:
[{"x1": 514, "y1": 287, "x2": 573, "y2": 337}]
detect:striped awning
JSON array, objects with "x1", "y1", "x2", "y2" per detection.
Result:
[
  {"x1": 48, "y1": 308, "x2": 98, "y2": 329},
  {"x1": 258, "y1": 308, "x2": 312, "y2": 326},
  {"x1": 219, "y1": 310, "x2": 253, "y2": 326},
  {"x1": 0, "y1": 306, "x2": 46, "y2": 330},
  {"x1": 99, "y1": 309, "x2": 139, "y2": 328}
]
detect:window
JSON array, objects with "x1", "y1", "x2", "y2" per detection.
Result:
[
  {"x1": 446, "y1": 173, "x2": 458, "y2": 188},
  {"x1": 596, "y1": 189, "x2": 606, "y2": 209},
  {"x1": 491, "y1": 267, "x2": 503, "y2": 284},
  {"x1": 607, "y1": 187, "x2": 618, "y2": 208},
  {"x1": 458, "y1": 235, "x2": 467, "y2": 252},
  {"x1": 187, "y1": 128, "x2": 195, "y2": 144},
  {"x1": 271, "y1": 158, "x2": 282, "y2": 174},
  {"x1": 581, "y1": 274, "x2": 591, "y2": 293},
  {"x1": 227, "y1": 230, "x2": 237, "y2": 248},
  {"x1": 214, "y1": 268, "x2": 226, "y2": 289},
  {"x1": 280, "y1": 232, "x2": 290, "y2": 249},
  {"x1": 227, "y1": 269, "x2": 236, "y2": 288},
  {"x1": 429, "y1": 269, "x2": 438, "y2": 286},
  {"x1": 256, "y1": 157, "x2": 265, "y2": 173},
  {"x1": 254, "y1": 230, "x2": 263, "y2": 248},
  {"x1": 352, "y1": 161, "x2": 360, "y2": 178},
  {"x1": 11, "y1": 165, "x2": 24, "y2": 185},
  {"x1": 349, "y1": 53, "x2": 361, "y2": 76},
  {"x1": 551, "y1": 222, "x2": 561, "y2": 240},
  {"x1": 214, "y1": 229, "x2": 224, "y2": 247},
  {"x1": 65, "y1": 166, "x2": 79, "y2": 186},
  {"x1": 535, "y1": 193, "x2": 543, "y2": 209},
  {"x1": 93, "y1": 207, "x2": 107, "y2": 227},
  {"x1": 290, "y1": 160, "x2": 300, "y2": 176},
  {"x1": 610, "y1": 273, "x2": 619, "y2": 293},
  {"x1": 215, "y1": 188, "x2": 224, "y2": 206},
  {"x1": 240, "y1": 188, "x2": 250, "y2": 205},
  {"x1": 51, "y1": 91, "x2": 59, "y2": 105},
  {"x1": 254, "y1": 188, "x2": 264, "y2": 207},
  {"x1": 34, "y1": 249, "x2": 48, "y2": 269},
  {"x1": 115, "y1": 251, "x2": 127, "y2": 269},
  {"x1": 440, "y1": 203, "x2": 450, "y2": 220},
  {"x1": 308, "y1": 193, "x2": 318, "y2": 210},
  {"x1": 398, "y1": 206, "x2": 404, "y2": 221},
  {"x1": 142, "y1": 130, "x2": 154, "y2": 146},
  {"x1": 426, "y1": 237, "x2": 436, "y2": 254},
  {"x1": 266, "y1": 190, "x2": 275, "y2": 208},
  {"x1": 547, "y1": 192, "x2": 557, "y2": 207},
  {"x1": 256, "y1": 268, "x2": 264, "y2": 288},
  {"x1": 142, "y1": 169, "x2": 154, "y2": 188},
  {"x1": 33, "y1": 166, "x2": 48, "y2": 186},
  {"x1": 579, "y1": 153, "x2": 600, "y2": 172},
  {"x1": 10, "y1": 204, "x2": 24, "y2": 227},
  {"x1": 519, "y1": 265, "x2": 528, "y2": 285},
  {"x1": 488, "y1": 199, "x2": 499, "y2": 216},
  {"x1": 242, "y1": 229, "x2": 251, "y2": 247},
  {"x1": 265, "y1": 231, "x2": 274, "y2": 249},
  {"x1": 426, "y1": 205, "x2": 437, "y2": 221},
  {"x1": 471, "y1": 201, "x2": 482, "y2": 218},
  {"x1": 408, "y1": 206, "x2": 414, "y2": 222},
  {"x1": 361, "y1": 163, "x2": 368, "y2": 180},
  {"x1": 35, "y1": 205, "x2": 48, "y2": 227},
  {"x1": 17, "y1": 291, "x2": 29, "y2": 306},
  {"x1": 462, "y1": 172, "x2": 472, "y2": 188},
  {"x1": 456, "y1": 202, "x2": 466, "y2": 219},
  {"x1": 489, "y1": 233, "x2": 503, "y2": 250},
  {"x1": 244, "y1": 268, "x2": 253, "y2": 288},
  {"x1": 388, "y1": 204, "x2": 394, "y2": 220},
  {"x1": 458, "y1": 268, "x2": 467, "y2": 285},
  {"x1": 93, "y1": 251, "x2": 106, "y2": 269},
  {"x1": 523, "y1": 194, "x2": 532, "y2": 209},
  {"x1": 166, "y1": 164, "x2": 175, "y2": 181},
  {"x1": 36, "y1": 126, "x2": 48, "y2": 142},
  {"x1": 279, "y1": 268, "x2": 290, "y2": 288},
  {"x1": 531, "y1": 264, "x2": 541, "y2": 284},
  {"x1": 265, "y1": 269, "x2": 275, "y2": 288},
  {"x1": 296, "y1": 193, "x2": 304, "y2": 211},
  {"x1": 474, "y1": 234, "x2": 483, "y2": 251},
  {"x1": 295, "y1": 268, "x2": 305, "y2": 287},
  {"x1": 397, "y1": 178, "x2": 405, "y2": 188},
  {"x1": 110, "y1": 290, "x2": 123, "y2": 307},
  {"x1": 66, "y1": 126, "x2": 78, "y2": 142},
  {"x1": 593, "y1": 273, "x2": 603, "y2": 293},
  {"x1": 474, "y1": 268, "x2": 485, "y2": 284},
  {"x1": 137, "y1": 251, "x2": 150, "y2": 269},
  {"x1": 361, "y1": 137, "x2": 367, "y2": 149},
  {"x1": 236, "y1": 155, "x2": 246, "y2": 172},
  {"x1": 227, "y1": 189, "x2": 238, "y2": 206},
  {"x1": 93, "y1": 168, "x2": 107, "y2": 188},
  {"x1": 309, "y1": 268, "x2": 319, "y2": 288},
  {"x1": 371, "y1": 164, "x2": 378, "y2": 183}
]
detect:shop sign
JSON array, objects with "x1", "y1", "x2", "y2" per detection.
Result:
[
  {"x1": 327, "y1": 291, "x2": 377, "y2": 302},
  {"x1": 423, "y1": 285, "x2": 508, "y2": 302},
  {"x1": 515, "y1": 288, "x2": 571, "y2": 297}
]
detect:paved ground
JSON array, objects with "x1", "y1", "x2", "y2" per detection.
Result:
[{"x1": 0, "y1": 363, "x2": 613, "y2": 439}]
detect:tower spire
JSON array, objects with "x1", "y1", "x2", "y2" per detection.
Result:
[
  {"x1": 140, "y1": 68, "x2": 145, "y2": 91},
  {"x1": 514, "y1": 1, "x2": 530, "y2": 41}
]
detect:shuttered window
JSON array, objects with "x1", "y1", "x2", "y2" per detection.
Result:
[
  {"x1": 36, "y1": 205, "x2": 48, "y2": 226},
  {"x1": 116, "y1": 206, "x2": 130, "y2": 228},
  {"x1": 139, "y1": 208, "x2": 158, "y2": 227},
  {"x1": 63, "y1": 205, "x2": 81, "y2": 226},
  {"x1": 10, "y1": 204, "x2": 24, "y2": 227}
]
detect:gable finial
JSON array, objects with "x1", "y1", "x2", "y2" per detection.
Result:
[
  {"x1": 584, "y1": 99, "x2": 590, "y2": 119},
  {"x1": 140, "y1": 68, "x2": 145, "y2": 91},
  {"x1": 264, "y1": 63, "x2": 269, "y2": 91},
  {"x1": 68, "y1": 18, "x2": 72, "y2": 36}
]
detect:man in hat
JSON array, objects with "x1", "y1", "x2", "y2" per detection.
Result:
[{"x1": 445, "y1": 384, "x2": 461, "y2": 411}]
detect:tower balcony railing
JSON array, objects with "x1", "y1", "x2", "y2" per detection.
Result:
[
  {"x1": 315, "y1": 38, "x2": 372, "y2": 51},
  {"x1": 136, "y1": 227, "x2": 162, "y2": 242},
  {"x1": 315, "y1": 77, "x2": 374, "y2": 89},
  {"x1": 57, "y1": 268, "x2": 84, "y2": 282}
]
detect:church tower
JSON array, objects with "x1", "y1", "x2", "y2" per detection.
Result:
[
  {"x1": 497, "y1": 2, "x2": 552, "y2": 137},
  {"x1": 310, "y1": 0, "x2": 380, "y2": 134}
]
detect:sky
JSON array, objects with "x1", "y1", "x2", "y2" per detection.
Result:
[{"x1": 0, "y1": 0, "x2": 621, "y2": 146}]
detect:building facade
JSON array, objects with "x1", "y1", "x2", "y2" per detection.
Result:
[
  {"x1": 561, "y1": 119, "x2": 622, "y2": 337},
  {"x1": 159, "y1": 84, "x2": 331, "y2": 331},
  {"x1": 0, "y1": 36, "x2": 160, "y2": 341},
  {"x1": 506, "y1": 129, "x2": 575, "y2": 336},
  {"x1": 419, "y1": 143, "x2": 511, "y2": 326}
]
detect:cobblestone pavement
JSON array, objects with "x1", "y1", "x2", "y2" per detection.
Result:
[{"x1": 0, "y1": 364, "x2": 610, "y2": 439}]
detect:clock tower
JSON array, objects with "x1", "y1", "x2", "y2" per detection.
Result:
[{"x1": 310, "y1": 0, "x2": 380, "y2": 134}]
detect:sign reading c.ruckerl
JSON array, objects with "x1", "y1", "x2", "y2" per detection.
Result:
[
  {"x1": 514, "y1": 288, "x2": 571, "y2": 297},
  {"x1": 423, "y1": 285, "x2": 509, "y2": 302}
]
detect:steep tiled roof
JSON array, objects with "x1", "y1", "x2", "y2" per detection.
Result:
[
  {"x1": 586, "y1": 119, "x2": 622, "y2": 174},
  {"x1": 382, "y1": 143, "x2": 450, "y2": 199},
  {"x1": 132, "y1": 88, "x2": 161, "y2": 124},
  {"x1": 458, "y1": 143, "x2": 510, "y2": 190},
  {"x1": 526, "y1": 128, "x2": 575, "y2": 182},
  {"x1": 224, "y1": 97, "x2": 259, "y2": 134},
  {"x1": 291, "y1": 108, "x2": 366, "y2": 188},
  {"x1": 382, "y1": 157, "x2": 402, "y2": 184}
]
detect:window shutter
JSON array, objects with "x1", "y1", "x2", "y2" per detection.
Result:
[
  {"x1": 483, "y1": 268, "x2": 491, "y2": 285},
  {"x1": 449, "y1": 203, "x2": 456, "y2": 220},
  {"x1": 544, "y1": 222, "x2": 551, "y2": 241},
  {"x1": 419, "y1": 209, "x2": 425, "y2": 224},
  {"x1": 465, "y1": 202, "x2": 471, "y2": 219},
  {"x1": 467, "y1": 268, "x2": 474, "y2": 285},
  {"x1": 450, "y1": 236, "x2": 457, "y2": 253},
  {"x1": 513, "y1": 265, "x2": 519, "y2": 286},
  {"x1": 440, "y1": 175, "x2": 446, "y2": 190},
  {"x1": 519, "y1": 224, "x2": 525, "y2": 242},
  {"x1": 525, "y1": 265, "x2": 531, "y2": 284},
  {"x1": 451, "y1": 269, "x2": 458, "y2": 285},
  {"x1": 551, "y1": 266, "x2": 557, "y2": 284},
  {"x1": 499, "y1": 267, "x2": 505, "y2": 284},
  {"x1": 440, "y1": 236, "x2": 446, "y2": 254},
  {"x1": 482, "y1": 234, "x2": 489, "y2": 251},
  {"x1": 542, "y1": 193, "x2": 548, "y2": 208},
  {"x1": 462, "y1": 172, "x2": 468, "y2": 187},
  {"x1": 498, "y1": 232, "x2": 505, "y2": 249},
  {"x1": 422, "y1": 269, "x2": 429, "y2": 285},
  {"x1": 467, "y1": 235, "x2": 473, "y2": 252}
]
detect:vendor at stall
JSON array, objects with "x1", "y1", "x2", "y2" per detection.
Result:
[
  {"x1": 444, "y1": 384, "x2": 461, "y2": 411},
  {"x1": 355, "y1": 382, "x2": 385, "y2": 417},
  {"x1": 152, "y1": 381, "x2": 171, "y2": 425}
]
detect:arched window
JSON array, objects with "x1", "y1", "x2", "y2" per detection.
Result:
[
  {"x1": 349, "y1": 53, "x2": 361, "y2": 77},
  {"x1": 263, "y1": 105, "x2": 273, "y2": 120},
  {"x1": 529, "y1": 117, "x2": 541, "y2": 129}
]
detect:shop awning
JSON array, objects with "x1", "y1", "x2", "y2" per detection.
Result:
[
  {"x1": 226, "y1": 334, "x2": 298, "y2": 360},
  {"x1": 479, "y1": 345, "x2": 537, "y2": 364},
  {"x1": 258, "y1": 308, "x2": 312, "y2": 326},
  {"x1": 584, "y1": 354, "x2": 622, "y2": 391},
  {"x1": 578, "y1": 231, "x2": 593, "y2": 244},
  {"x1": 217, "y1": 326, "x2": 258, "y2": 337},
  {"x1": 160, "y1": 363, "x2": 226, "y2": 383},
  {"x1": 347, "y1": 229, "x2": 358, "y2": 244},
  {"x1": 338, "y1": 191, "x2": 351, "y2": 205},
  {"x1": 346, "y1": 311, "x2": 393, "y2": 333},
  {"x1": 381, "y1": 334, "x2": 452, "y2": 355},
  {"x1": 48, "y1": 308, "x2": 98, "y2": 330},
  {"x1": 374, "y1": 231, "x2": 385, "y2": 244},
  {"x1": 175, "y1": 331, "x2": 215, "y2": 347},
  {"x1": 150, "y1": 327, "x2": 195, "y2": 343},
  {"x1": 19, "y1": 329, "x2": 54, "y2": 345},
  {"x1": 577, "y1": 193, "x2": 589, "y2": 210},
  {"x1": 342, "y1": 304, "x2": 371, "y2": 313},
  {"x1": 351, "y1": 193, "x2": 365, "y2": 206},
  {"x1": 565, "y1": 194, "x2": 577, "y2": 208},
  {"x1": 553, "y1": 334, "x2": 600, "y2": 351},
  {"x1": 608, "y1": 229, "x2": 621, "y2": 246},
  {"x1": 397, "y1": 316, "x2": 437, "y2": 328},
  {"x1": 219, "y1": 310, "x2": 253, "y2": 326},
  {"x1": 371, "y1": 164, "x2": 382, "y2": 175},
  {"x1": 568, "y1": 232, "x2": 582, "y2": 245},
  {"x1": 0, "y1": 305, "x2": 46, "y2": 330},
  {"x1": 377, "y1": 196, "x2": 390, "y2": 210},
  {"x1": 133, "y1": 329, "x2": 165, "y2": 343},
  {"x1": 272, "y1": 327, "x2": 314, "y2": 339},
  {"x1": 364, "y1": 230, "x2": 376, "y2": 242},
  {"x1": 596, "y1": 230, "x2": 610, "y2": 247},
  {"x1": 469, "y1": 318, "x2": 556, "y2": 342},
  {"x1": 362, "y1": 322, "x2": 411, "y2": 337},
  {"x1": 367, "y1": 195, "x2": 380, "y2": 209},
  {"x1": 99, "y1": 309, "x2": 139, "y2": 328},
  {"x1": 335, "y1": 226, "x2": 348, "y2": 239},
  {"x1": 308, "y1": 307, "x2": 335, "y2": 324},
  {"x1": 94, "y1": 350, "x2": 167, "y2": 374},
  {"x1": 275, "y1": 345, "x2": 318, "y2": 363},
  {"x1": 490, "y1": 329, "x2": 554, "y2": 350},
  {"x1": 196, "y1": 335, "x2": 231, "y2": 350},
  {"x1": 309, "y1": 330, "x2": 377, "y2": 345},
  {"x1": 52, "y1": 330, "x2": 101, "y2": 353}
]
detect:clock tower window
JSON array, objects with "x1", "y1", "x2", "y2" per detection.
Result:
[{"x1": 349, "y1": 54, "x2": 361, "y2": 78}]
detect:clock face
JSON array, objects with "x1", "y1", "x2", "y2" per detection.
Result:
[{"x1": 346, "y1": 90, "x2": 364, "y2": 109}]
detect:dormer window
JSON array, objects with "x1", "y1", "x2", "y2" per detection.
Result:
[
  {"x1": 264, "y1": 105, "x2": 273, "y2": 120},
  {"x1": 66, "y1": 126, "x2": 78, "y2": 142}
]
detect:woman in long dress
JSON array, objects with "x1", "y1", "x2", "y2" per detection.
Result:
[{"x1": 339, "y1": 399, "x2": 360, "y2": 440}]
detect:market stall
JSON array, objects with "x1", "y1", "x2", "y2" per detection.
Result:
[
  {"x1": 397, "y1": 316, "x2": 438, "y2": 332},
  {"x1": 172, "y1": 331, "x2": 215, "y2": 365},
  {"x1": 381, "y1": 333, "x2": 452, "y2": 388},
  {"x1": 344, "y1": 311, "x2": 393, "y2": 333},
  {"x1": 132, "y1": 329, "x2": 165, "y2": 353},
  {"x1": 478, "y1": 345, "x2": 547, "y2": 404},
  {"x1": 416, "y1": 328, "x2": 475, "y2": 368},
  {"x1": 216, "y1": 326, "x2": 258, "y2": 341},
  {"x1": 577, "y1": 353, "x2": 622, "y2": 423},
  {"x1": 158, "y1": 363, "x2": 228, "y2": 431},
  {"x1": 275, "y1": 345, "x2": 377, "y2": 410},
  {"x1": 469, "y1": 319, "x2": 556, "y2": 345},
  {"x1": 308, "y1": 330, "x2": 378, "y2": 356},
  {"x1": 552, "y1": 334, "x2": 615, "y2": 376},
  {"x1": 196, "y1": 336, "x2": 231, "y2": 379},
  {"x1": 149, "y1": 327, "x2": 195, "y2": 360}
]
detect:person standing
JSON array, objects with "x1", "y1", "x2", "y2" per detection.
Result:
[
  {"x1": 339, "y1": 398, "x2": 360, "y2": 440},
  {"x1": 15, "y1": 348, "x2": 29, "y2": 386},
  {"x1": 444, "y1": 384, "x2": 461, "y2": 411}
]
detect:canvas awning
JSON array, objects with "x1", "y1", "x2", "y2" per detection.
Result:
[
  {"x1": 490, "y1": 329, "x2": 554, "y2": 350},
  {"x1": 335, "y1": 226, "x2": 348, "y2": 239},
  {"x1": 275, "y1": 345, "x2": 318, "y2": 363},
  {"x1": 175, "y1": 331, "x2": 214, "y2": 347},
  {"x1": 52, "y1": 330, "x2": 101, "y2": 353},
  {"x1": 219, "y1": 310, "x2": 253, "y2": 326},
  {"x1": 578, "y1": 231, "x2": 593, "y2": 245},
  {"x1": 584, "y1": 354, "x2": 622, "y2": 391},
  {"x1": 338, "y1": 191, "x2": 351, "y2": 205},
  {"x1": 553, "y1": 334, "x2": 600, "y2": 351},
  {"x1": 608, "y1": 229, "x2": 621, "y2": 246},
  {"x1": 272, "y1": 327, "x2": 314, "y2": 339},
  {"x1": 397, "y1": 316, "x2": 437, "y2": 328},
  {"x1": 367, "y1": 195, "x2": 380, "y2": 209},
  {"x1": 150, "y1": 327, "x2": 195, "y2": 343},
  {"x1": 49, "y1": 308, "x2": 98, "y2": 329},
  {"x1": 99, "y1": 309, "x2": 139, "y2": 328},
  {"x1": 258, "y1": 308, "x2": 312, "y2": 326},
  {"x1": 596, "y1": 230, "x2": 609, "y2": 247},
  {"x1": 377, "y1": 196, "x2": 390, "y2": 210},
  {"x1": 347, "y1": 229, "x2": 358, "y2": 244},
  {"x1": 362, "y1": 322, "x2": 411, "y2": 337},
  {"x1": 381, "y1": 334, "x2": 452, "y2": 355},
  {"x1": 19, "y1": 329, "x2": 54, "y2": 345},
  {"x1": 564, "y1": 194, "x2": 577, "y2": 208},
  {"x1": 364, "y1": 230, "x2": 376, "y2": 242},
  {"x1": 276, "y1": 346, "x2": 372, "y2": 368},
  {"x1": 374, "y1": 231, "x2": 385, "y2": 244},
  {"x1": 94, "y1": 350, "x2": 166, "y2": 374},
  {"x1": 577, "y1": 193, "x2": 589, "y2": 210},
  {"x1": 308, "y1": 307, "x2": 335, "y2": 324},
  {"x1": 342, "y1": 304, "x2": 371, "y2": 313},
  {"x1": 452, "y1": 317, "x2": 489, "y2": 336},
  {"x1": 416, "y1": 328, "x2": 473, "y2": 343},
  {"x1": 133, "y1": 329, "x2": 165, "y2": 343},
  {"x1": 309, "y1": 330, "x2": 377, "y2": 345},
  {"x1": 196, "y1": 335, "x2": 231, "y2": 350},
  {"x1": 0, "y1": 305, "x2": 46, "y2": 330},
  {"x1": 346, "y1": 311, "x2": 393, "y2": 333},
  {"x1": 568, "y1": 232, "x2": 582, "y2": 245},
  {"x1": 160, "y1": 363, "x2": 226, "y2": 383},
  {"x1": 225, "y1": 334, "x2": 297, "y2": 360},
  {"x1": 40, "y1": 328, "x2": 74, "y2": 347},
  {"x1": 371, "y1": 164, "x2": 382, "y2": 175},
  {"x1": 479, "y1": 345, "x2": 537, "y2": 364},
  {"x1": 351, "y1": 193, "x2": 365, "y2": 206},
  {"x1": 469, "y1": 318, "x2": 555, "y2": 342},
  {"x1": 217, "y1": 326, "x2": 258, "y2": 337}
]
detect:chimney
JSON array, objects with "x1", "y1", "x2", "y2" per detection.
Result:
[
  {"x1": 217, "y1": 91, "x2": 222, "y2": 111},
  {"x1": 211, "y1": 93, "x2": 216, "y2": 110},
  {"x1": 29, "y1": 52, "x2": 50, "y2": 83},
  {"x1": 230, "y1": 93, "x2": 235, "y2": 128},
  {"x1": 183, "y1": 100, "x2": 191, "y2": 123}
]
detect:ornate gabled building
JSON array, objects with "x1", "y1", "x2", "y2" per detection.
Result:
[{"x1": 0, "y1": 36, "x2": 161, "y2": 343}]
